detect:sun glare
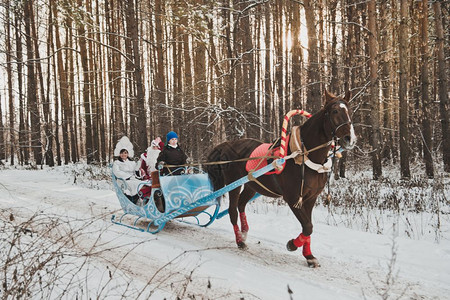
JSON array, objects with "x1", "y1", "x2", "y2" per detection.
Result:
[{"x1": 284, "y1": 9, "x2": 309, "y2": 59}]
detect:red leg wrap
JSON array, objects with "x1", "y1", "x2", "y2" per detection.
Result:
[
  {"x1": 293, "y1": 233, "x2": 312, "y2": 256},
  {"x1": 302, "y1": 238, "x2": 312, "y2": 257},
  {"x1": 293, "y1": 233, "x2": 306, "y2": 247},
  {"x1": 239, "y1": 212, "x2": 249, "y2": 233},
  {"x1": 233, "y1": 224, "x2": 243, "y2": 244}
]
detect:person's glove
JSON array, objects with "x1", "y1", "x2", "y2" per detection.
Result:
[{"x1": 158, "y1": 161, "x2": 165, "y2": 170}]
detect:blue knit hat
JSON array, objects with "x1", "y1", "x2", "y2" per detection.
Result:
[{"x1": 166, "y1": 131, "x2": 178, "y2": 141}]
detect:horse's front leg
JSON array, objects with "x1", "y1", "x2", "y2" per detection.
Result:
[
  {"x1": 287, "y1": 233, "x2": 320, "y2": 268},
  {"x1": 286, "y1": 199, "x2": 320, "y2": 268}
]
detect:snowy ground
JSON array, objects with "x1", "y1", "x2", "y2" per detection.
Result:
[{"x1": 1, "y1": 165, "x2": 449, "y2": 299}]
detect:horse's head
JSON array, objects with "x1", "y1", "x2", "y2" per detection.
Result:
[{"x1": 323, "y1": 90, "x2": 357, "y2": 150}]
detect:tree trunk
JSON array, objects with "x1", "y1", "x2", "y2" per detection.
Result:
[
  {"x1": 399, "y1": 0, "x2": 411, "y2": 178},
  {"x1": 291, "y1": 1, "x2": 302, "y2": 110},
  {"x1": 171, "y1": 9, "x2": 181, "y2": 142},
  {"x1": 76, "y1": 0, "x2": 94, "y2": 163},
  {"x1": 330, "y1": 0, "x2": 339, "y2": 93},
  {"x1": 207, "y1": 1, "x2": 225, "y2": 145},
  {"x1": 233, "y1": 0, "x2": 243, "y2": 137},
  {"x1": 419, "y1": 1, "x2": 434, "y2": 178},
  {"x1": 94, "y1": 0, "x2": 107, "y2": 165},
  {"x1": 223, "y1": 0, "x2": 238, "y2": 139},
  {"x1": 303, "y1": 0, "x2": 321, "y2": 113},
  {"x1": 0, "y1": 94, "x2": 4, "y2": 160},
  {"x1": 66, "y1": 20, "x2": 78, "y2": 163},
  {"x1": 239, "y1": 1, "x2": 257, "y2": 139},
  {"x1": 6, "y1": 2, "x2": 15, "y2": 165},
  {"x1": 274, "y1": 1, "x2": 284, "y2": 123},
  {"x1": 15, "y1": 10, "x2": 28, "y2": 165},
  {"x1": 125, "y1": 0, "x2": 147, "y2": 154},
  {"x1": 368, "y1": 0, "x2": 382, "y2": 179},
  {"x1": 409, "y1": 3, "x2": 421, "y2": 160},
  {"x1": 106, "y1": 0, "x2": 125, "y2": 145},
  {"x1": 30, "y1": 0, "x2": 53, "y2": 167},
  {"x1": 380, "y1": 1, "x2": 393, "y2": 162},
  {"x1": 24, "y1": 0, "x2": 42, "y2": 166},
  {"x1": 264, "y1": 1, "x2": 273, "y2": 141},
  {"x1": 87, "y1": 0, "x2": 100, "y2": 163},
  {"x1": 433, "y1": 1, "x2": 450, "y2": 172},
  {"x1": 178, "y1": 0, "x2": 193, "y2": 148},
  {"x1": 193, "y1": 0, "x2": 208, "y2": 158},
  {"x1": 52, "y1": 1, "x2": 71, "y2": 164},
  {"x1": 340, "y1": 0, "x2": 355, "y2": 178},
  {"x1": 123, "y1": 1, "x2": 135, "y2": 146},
  {"x1": 48, "y1": 0, "x2": 61, "y2": 165},
  {"x1": 318, "y1": 0, "x2": 325, "y2": 96},
  {"x1": 154, "y1": 0, "x2": 168, "y2": 137}
]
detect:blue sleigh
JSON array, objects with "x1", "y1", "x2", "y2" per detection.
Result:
[{"x1": 111, "y1": 158, "x2": 285, "y2": 233}]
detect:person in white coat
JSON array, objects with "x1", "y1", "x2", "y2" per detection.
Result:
[{"x1": 112, "y1": 136, "x2": 144, "y2": 204}]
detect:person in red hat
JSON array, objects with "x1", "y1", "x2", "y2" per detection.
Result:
[{"x1": 137, "y1": 137, "x2": 163, "y2": 180}]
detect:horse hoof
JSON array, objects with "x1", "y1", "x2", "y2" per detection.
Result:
[
  {"x1": 306, "y1": 257, "x2": 320, "y2": 268},
  {"x1": 237, "y1": 241, "x2": 248, "y2": 250},
  {"x1": 286, "y1": 239, "x2": 298, "y2": 251}
]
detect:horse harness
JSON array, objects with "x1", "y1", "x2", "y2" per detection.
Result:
[
  {"x1": 246, "y1": 127, "x2": 334, "y2": 201},
  {"x1": 250, "y1": 113, "x2": 349, "y2": 207}
]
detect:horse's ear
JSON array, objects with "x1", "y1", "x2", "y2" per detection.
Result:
[
  {"x1": 324, "y1": 90, "x2": 335, "y2": 105},
  {"x1": 344, "y1": 90, "x2": 352, "y2": 102}
]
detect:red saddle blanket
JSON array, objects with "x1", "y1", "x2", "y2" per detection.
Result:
[{"x1": 245, "y1": 139, "x2": 288, "y2": 175}]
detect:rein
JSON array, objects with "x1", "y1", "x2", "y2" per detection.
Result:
[
  {"x1": 325, "y1": 137, "x2": 338, "y2": 205},
  {"x1": 162, "y1": 141, "x2": 330, "y2": 170},
  {"x1": 162, "y1": 154, "x2": 279, "y2": 169},
  {"x1": 284, "y1": 141, "x2": 332, "y2": 161}
]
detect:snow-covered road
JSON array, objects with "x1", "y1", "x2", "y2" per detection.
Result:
[{"x1": 1, "y1": 167, "x2": 449, "y2": 299}]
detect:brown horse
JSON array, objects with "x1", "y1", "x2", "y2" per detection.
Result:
[{"x1": 206, "y1": 90, "x2": 356, "y2": 267}]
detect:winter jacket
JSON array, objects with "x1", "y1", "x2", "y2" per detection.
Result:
[
  {"x1": 113, "y1": 158, "x2": 137, "y2": 180},
  {"x1": 156, "y1": 144, "x2": 188, "y2": 175},
  {"x1": 113, "y1": 158, "x2": 141, "y2": 196}
]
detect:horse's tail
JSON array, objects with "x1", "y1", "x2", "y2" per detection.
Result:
[{"x1": 206, "y1": 145, "x2": 225, "y2": 191}]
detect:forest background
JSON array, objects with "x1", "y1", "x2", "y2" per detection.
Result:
[{"x1": 0, "y1": 0, "x2": 448, "y2": 180}]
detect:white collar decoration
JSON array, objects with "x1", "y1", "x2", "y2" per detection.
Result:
[{"x1": 304, "y1": 158, "x2": 332, "y2": 173}]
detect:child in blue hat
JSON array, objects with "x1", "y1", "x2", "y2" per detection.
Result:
[{"x1": 156, "y1": 131, "x2": 187, "y2": 175}]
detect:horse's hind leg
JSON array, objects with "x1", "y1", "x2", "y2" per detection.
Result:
[
  {"x1": 237, "y1": 186, "x2": 256, "y2": 242},
  {"x1": 228, "y1": 188, "x2": 247, "y2": 249}
]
